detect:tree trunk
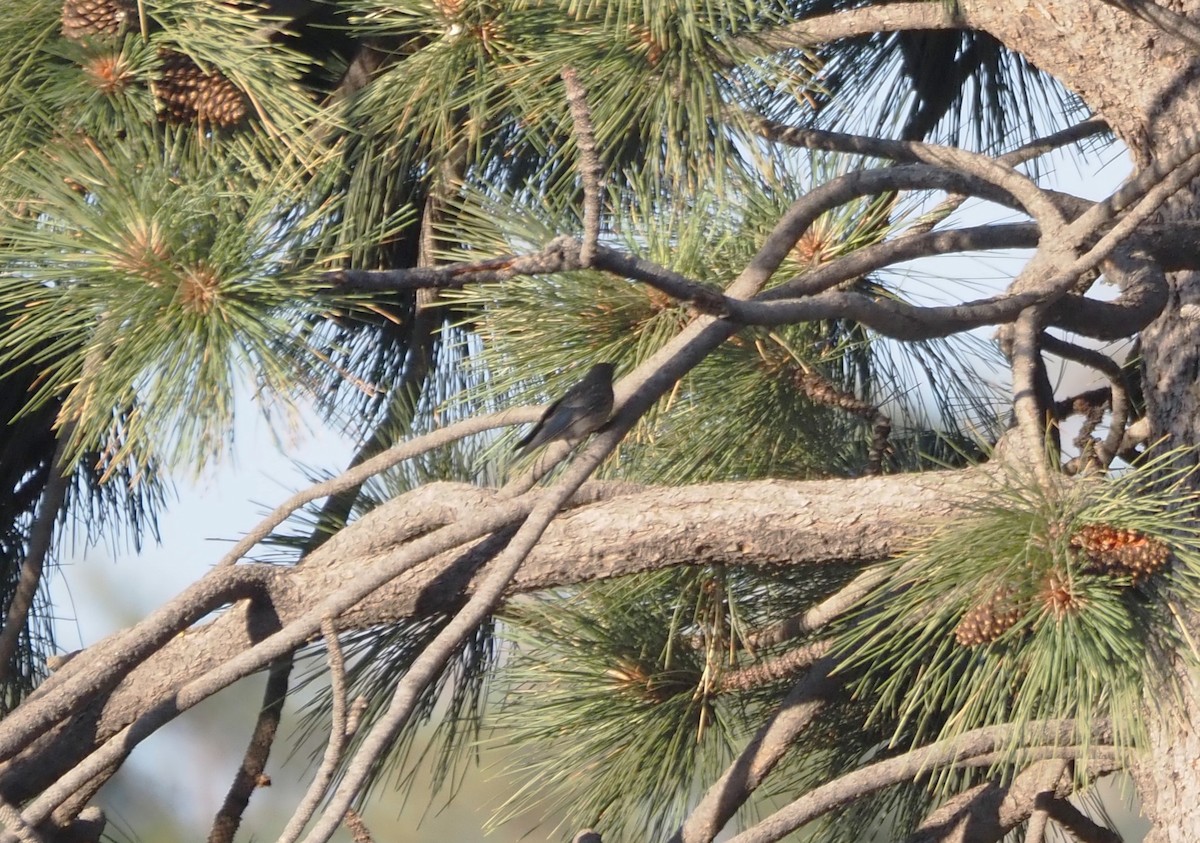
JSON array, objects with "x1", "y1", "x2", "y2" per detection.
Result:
[{"x1": 959, "y1": 0, "x2": 1200, "y2": 835}]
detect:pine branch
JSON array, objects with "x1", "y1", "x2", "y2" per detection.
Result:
[
  {"x1": 727, "y1": 722, "x2": 1115, "y2": 843},
  {"x1": 904, "y1": 758, "x2": 1079, "y2": 843},
  {"x1": 748, "y1": 3, "x2": 966, "y2": 53},
  {"x1": 561, "y1": 66, "x2": 603, "y2": 267},
  {"x1": 206, "y1": 654, "x2": 290, "y2": 843},
  {"x1": 670, "y1": 658, "x2": 838, "y2": 843},
  {"x1": 718, "y1": 640, "x2": 830, "y2": 693},
  {"x1": 277, "y1": 619, "x2": 355, "y2": 843}
]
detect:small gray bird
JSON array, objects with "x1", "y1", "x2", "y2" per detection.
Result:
[{"x1": 515, "y1": 362, "x2": 616, "y2": 455}]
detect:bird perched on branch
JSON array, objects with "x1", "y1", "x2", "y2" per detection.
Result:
[{"x1": 515, "y1": 362, "x2": 616, "y2": 455}]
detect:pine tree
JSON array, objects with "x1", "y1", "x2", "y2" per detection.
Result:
[{"x1": 3, "y1": 1, "x2": 1200, "y2": 842}]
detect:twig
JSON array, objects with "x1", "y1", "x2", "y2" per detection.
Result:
[
  {"x1": 561, "y1": 66, "x2": 603, "y2": 266},
  {"x1": 0, "y1": 434, "x2": 69, "y2": 684},
  {"x1": 206, "y1": 654, "x2": 290, "y2": 843},
  {"x1": 331, "y1": 236, "x2": 728, "y2": 315},
  {"x1": 326, "y1": 238, "x2": 584, "y2": 290},
  {"x1": 747, "y1": 566, "x2": 888, "y2": 649},
  {"x1": 726, "y1": 724, "x2": 1108, "y2": 843},
  {"x1": 1041, "y1": 336, "x2": 1123, "y2": 382},
  {"x1": 277, "y1": 618, "x2": 353, "y2": 843}
]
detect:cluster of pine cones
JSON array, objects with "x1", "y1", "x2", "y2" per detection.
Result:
[
  {"x1": 62, "y1": 0, "x2": 248, "y2": 128},
  {"x1": 953, "y1": 523, "x2": 1171, "y2": 648}
]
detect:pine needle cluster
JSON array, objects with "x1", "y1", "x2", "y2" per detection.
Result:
[
  {"x1": 834, "y1": 452, "x2": 1200, "y2": 790},
  {"x1": 0, "y1": 130, "x2": 352, "y2": 474},
  {"x1": 495, "y1": 568, "x2": 765, "y2": 839}
]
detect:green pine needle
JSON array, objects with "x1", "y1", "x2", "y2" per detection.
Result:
[
  {"x1": 0, "y1": 129, "x2": 363, "y2": 475},
  {"x1": 833, "y1": 451, "x2": 1200, "y2": 794}
]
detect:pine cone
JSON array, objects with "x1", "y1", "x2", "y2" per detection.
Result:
[
  {"x1": 954, "y1": 586, "x2": 1023, "y2": 647},
  {"x1": 1070, "y1": 523, "x2": 1171, "y2": 582},
  {"x1": 156, "y1": 50, "x2": 248, "y2": 128},
  {"x1": 62, "y1": 0, "x2": 135, "y2": 42}
]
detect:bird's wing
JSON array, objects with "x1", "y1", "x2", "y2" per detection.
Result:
[{"x1": 514, "y1": 391, "x2": 568, "y2": 451}]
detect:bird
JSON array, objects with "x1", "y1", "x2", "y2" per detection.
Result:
[{"x1": 514, "y1": 362, "x2": 616, "y2": 455}]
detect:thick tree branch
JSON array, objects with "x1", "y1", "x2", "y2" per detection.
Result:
[
  {"x1": 1043, "y1": 796, "x2": 1123, "y2": 843},
  {"x1": 0, "y1": 563, "x2": 282, "y2": 766},
  {"x1": 905, "y1": 759, "x2": 1076, "y2": 843},
  {"x1": 0, "y1": 468, "x2": 997, "y2": 807},
  {"x1": 749, "y1": 3, "x2": 967, "y2": 52}
]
